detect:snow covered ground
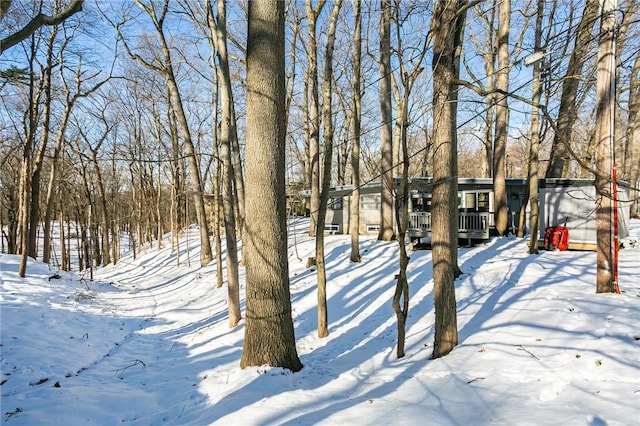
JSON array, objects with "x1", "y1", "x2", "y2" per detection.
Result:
[{"x1": 2, "y1": 219, "x2": 639, "y2": 425}]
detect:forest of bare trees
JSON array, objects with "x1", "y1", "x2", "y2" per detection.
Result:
[{"x1": 1, "y1": 0, "x2": 638, "y2": 365}]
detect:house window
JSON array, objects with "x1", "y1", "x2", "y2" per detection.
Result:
[
  {"x1": 366, "y1": 224, "x2": 380, "y2": 233},
  {"x1": 411, "y1": 194, "x2": 431, "y2": 212},
  {"x1": 360, "y1": 194, "x2": 380, "y2": 210},
  {"x1": 324, "y1": 224, "x2": 340, "y2": 233},
  {"x1": 477, "y1": 192, "x2": 490, "y2": 212},
  {"x1": 329, "y1": 197, "x2": 343, "y2": 210}
]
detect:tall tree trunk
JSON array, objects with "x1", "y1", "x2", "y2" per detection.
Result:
[
  {"x1": 467, "y1": 2, "x2": 496, "y2": 178},
  {"x1": 350, "y1": 0, "x2": 362, "y2": 263},
  {"x1": 27, "y1": 20, "x2": 61, "y2": 262},
  {"x1": 493, "y1": 0, "x2": 510, "y2": 236},
  {"x1": 315, "y1": 0, "x2": 342, "y2": 339},
  {"x1": 208, "y1": 0, "x2": 245, "y2": 243},
  {"x1": 595, "y1": 0, "x2": 616, "y2": 293},
  {"x1": 19, "y1": 37, "x2": 38, "y2": 277},
  {"x1": 430, "y1": 0, "x2": 465, "y2": 359},
  {"x1": 546, "y1": 0, "x2": 599, "y2": 177},
  {"x1": 523, "y1": 0, "x2": 544, "y2": 254},
  {"x1": 207, "y1": 0, "x2": 241, "y2": 326},
  {"x1": 18, "y1": 149, "x2": 31, "y2": 277},
  {"x1": 390, "y1": 1, "x2": 430, "y2": 357},
  {"x1": 241, "y1": 0, "x2": 303, "y2": 372},
  {"x1": 378, "y1": 0, "x2": 394, "y2": 241},
  {"x1": 305, "y1": 0, "x2": 326, "y2": 237},
  {"x1": 392, "y1": 121, "x2": 410, "y2": 359}
]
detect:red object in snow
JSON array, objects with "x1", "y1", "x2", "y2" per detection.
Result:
[{"x1": 544, "y1": 226, "x2": 569, "y2": 251}]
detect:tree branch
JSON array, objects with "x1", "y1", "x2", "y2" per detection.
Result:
[
  {"x1": 455, "y1": 77, "x2": 617, "y2": 185},
  {"x1": 0, "y1": 0, "x2": 84, "y2": 55}
]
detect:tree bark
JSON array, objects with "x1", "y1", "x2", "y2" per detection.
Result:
[
  {"x1": 493, "y1": 0, "x2": 510, "y2": 236},
  {"x1": 524, "y1": 0, "x2": 544, "y2": 254},
  {"x1": 315, "y1": 0, "x2": 343, "y2": 339},
  {"x1": 207, "y1": 0, "x2": 241, "y2": 327},
  {"x1": 305, "y1": 0, "x2": 326, "y2": 237},
  {"x1": 28, "y1": 26, "x2": 58, "y2": 260},
  {"x1": 430, "y1": 0, "x2": 464, "y2": 359},
  {"x1": 595, "y1": 0, "x2": 616, "y2": 293},
  {"x1": 241, "y1": 0, "x2": 303, "y2": 372},
  {"x1": 378, "y1": 0, "x2": 395, "y2": 241}
]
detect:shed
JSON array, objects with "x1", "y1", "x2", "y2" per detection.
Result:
[{"x1": 539, "y1": 178, "x2": 630, "y2": 250}]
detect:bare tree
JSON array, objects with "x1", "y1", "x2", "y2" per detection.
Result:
[
  {"x1": 42, "y1": 49, "x2": 108, "y2": 264},
  {"x1": 546, "y1": 0, "x2": 599, "y2": 178},
  {"x1": 378, "y1": 0, "x2": 394, "y2": 241},
  {"x1": 305, "y1": 0, "x2": 327, "y2": 237},
  {"x1": 205, "y1": 0, "x2": 241, "y2": 327},
  {"x1": 17, "y1": 25, "x2": 43, "y2": 276},
  {"x1": 350, "y1": 0, "x2": 363, "y2": 263},
  {"x1": 390, "y1": 1, "x2": 429, "y2": 359},
  {"x1": 430, "y1": 0, "x2": 467, "y2": 358},
  {"x1": 27, "y1": 23, "x2": 57, "y2": 261},
  {"x1": 119, "y1": 0, "x2": 213, "y2": 266},
  {"x1": 465, "y1": 1, "x2": 497, "y2": 178},
  {"x1": 493, "y1": 0, "x2": 510, "y2": 236},
  {"x1": 315, "y1": 0, "x2": 343, "y2": 339},
  {"x1": 77, "y1": 105, "x2": 115, "y2": 267},
  {"x1": 241, "y1": 0, "x2": 303, "y2": 372},
  {"x1": 520, "y1": 0, "x2": 544, "y2": 255}
]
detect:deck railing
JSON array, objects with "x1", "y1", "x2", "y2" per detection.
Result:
[{"x1": 407, "y1": 211, "x2": 492, "y2": 240}]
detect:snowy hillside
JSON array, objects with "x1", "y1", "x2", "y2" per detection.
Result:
[{"x1": 2, "y1": 219, "x2": 639, "y2": 425}]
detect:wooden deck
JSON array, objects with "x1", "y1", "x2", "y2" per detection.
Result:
[{"x1": 408, "y1": 212, "x2": 493, "y2": 240}]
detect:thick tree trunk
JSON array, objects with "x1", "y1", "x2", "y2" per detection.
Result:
[
  {"x1": 28, "y1": 24, "x2": 61, "y2": 262},
  {"x1": 524, "y1": 0, "x2": 544, "y2": 253},
  {"x1": 493, "y1": 0, "x2": 510, "y2": 236},
  {"x1": 378, "y1": 0, "x2": 394, "y2": 241},
  {"x1": 430, "y1": 0, "x2": 464, "y2": 359},
  {"x1": 595, "y1": 0, "x2": 616, "y2": 293},
  {"x1": 241, "y1": 0, "x2": 302, "y2": 372}
]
